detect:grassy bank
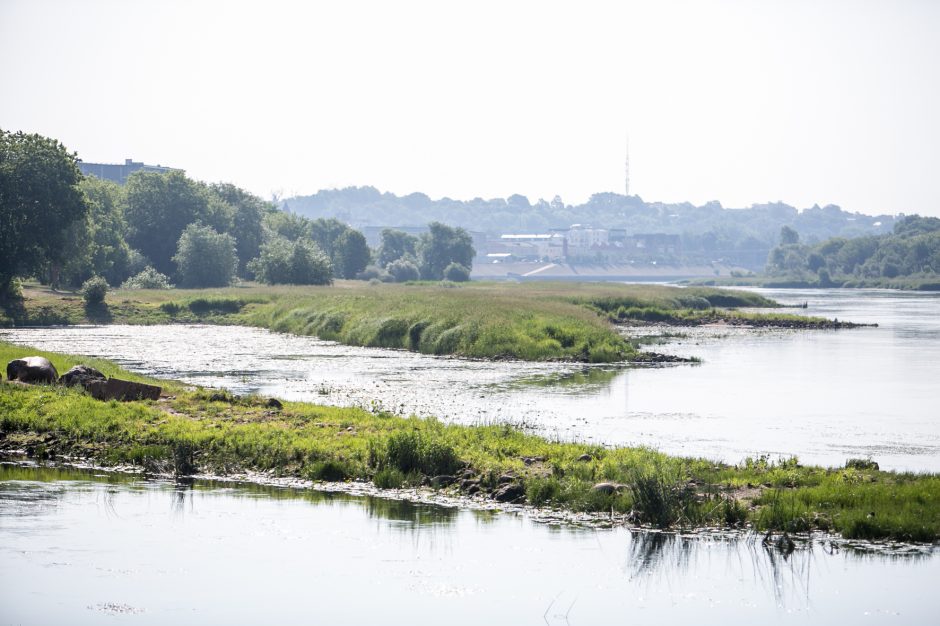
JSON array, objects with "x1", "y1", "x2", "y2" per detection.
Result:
[
  {"x1": 4, "y1": 282, "x2": 790, "y2": 363},
  {"x1": 2, "y1": 341, "x2": 937, "y2": 542}
]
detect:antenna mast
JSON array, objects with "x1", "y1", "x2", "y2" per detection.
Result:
[{"x1": 624, "y1": 134, "x2": 631, "y2": 197}]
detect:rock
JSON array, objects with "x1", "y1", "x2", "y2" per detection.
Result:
[
  {"x1": 459, "y1": 478, "x2": 479, "y2": 491},
  {"x1": 59, "y1": 364, "x2": 106, "y2": 388},
  {"x1": 86, "y1": 378, "x2": 162, "y2": 402},
  {"x1": 431, "y1": 475, "x2": 456, "y2": 488},
  {"x1": 6, "y1": 356, "x2": 58, "y2": 384},
  {"x1": 466, "y1": 484, "x2": 481, "y2": 496},
  {"x1": 493, "y1": 483, "x2": 525, "y2": 503},
  {"x1": 498, "y1": 473, "x2": 516, "y2": 484},
  {"x1": 591, "y1": 482, "x2": 626, "y2": 495},
  {"x1": 577, "y1": 454, "x2": 594, "y2": 462},
  {"x1": 265, "y1": 398, "x2": 283, "y2": 410},
  {"x1": 522, "y1": 456, "x2": 546, "y2": 465}
]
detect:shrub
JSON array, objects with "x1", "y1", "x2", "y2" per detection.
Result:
[
  {"x1": 248, "y1": 237, "x2": 333, "y2": 285},
  {"x1": 173, "y1": 223, "x2": 237, "y2": 288},
  {"x1": 443, "y1": 262, "x2": 471, "y2": 282},
  {"x1": 383, "y1": 430, "x2": 460, "y2": 476},
  {"x1": 356, "y1": 264, "x2": 392, "y2": 282},
  {"x1": 386, "y1": 259, "x2": 420, "y2": 283},
  {"x1": 121, "y1": 266, "x2": 172, "y2": 289},
  {"x1": 307, "y1": 460, "x2": 351, "y2": 482},
  {"x1": 81, "y1": 276, "x2": 109, "y2": 306}
]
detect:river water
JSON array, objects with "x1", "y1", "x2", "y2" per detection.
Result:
[
  {"x1": 1, "y1": 463, "x2": 936, "y2": 625},
  {"x1": 1, "y1": 288, "x2": 937, "y2": 471}
]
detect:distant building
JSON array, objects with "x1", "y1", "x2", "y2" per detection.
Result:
[{"x1": 77, "y1": 158, "x2": 182, "y2": 184}]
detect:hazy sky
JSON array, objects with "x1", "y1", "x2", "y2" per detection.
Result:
[{"x1": 2, "y1": 0, "x2": 938, "y2": 216}]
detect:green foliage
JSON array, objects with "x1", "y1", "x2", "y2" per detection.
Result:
[
  {"x1": 121, "y1": 266, "x2": 172, "y2": 289},
  {"x1": 381, "y1": 430, "x2": 461, "y2": 476},
  {"x1": 764, "y1": 217, "x2": 939, "y2": 285},
  {"x1": 125, "y1": 170, "x2": 210, "y2": 276},
  {"x1": 418, "y1": 222, "x2": 475, "y2": 280},
  {"x1": 377, "y1": 229, "x2": 419, "y2": 267},
  {"x1": 333, "y1": 229, "x2": 370, "y2": 279},
  {"x1": 387, "y1": 259, "x2": 420, "y2": 282},
  {"x1": 211, "y1": 182, "x2": 271, "y2": 276},
  {"x1": 173, "y1": 224, "x2": 237, "y2": 288},
  {"x1": 81, "y1": 276, "x2": 109, "y2": 306},
  {"x1": 0, "y1": 129, "x2": 89, "y2": 296},
  {"x1": 248, "y1": 237, "x2": 333, "y2": 285},
  {"x1": 443, "y1": 262, "x2": 471, "y2": 282}
]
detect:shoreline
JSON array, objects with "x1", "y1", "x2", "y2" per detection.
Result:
[
  {"x1": 3, "y1": 455, "x2": 935, "y2": 557},
  {"x1": 2, "y1": 338, "x2": 938, "y2": 544}
]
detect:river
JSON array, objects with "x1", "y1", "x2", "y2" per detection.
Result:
[
  {"x1": 1, "y1": 462, "x2": 936, "y2": 625},
  {"x1": 1, "y1": 288, "x2": 937, "y2": 471}
]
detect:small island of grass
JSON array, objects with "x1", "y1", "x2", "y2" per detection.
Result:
[{"x1": 3, "y1": 281, "x2": 849, "y2": 363}]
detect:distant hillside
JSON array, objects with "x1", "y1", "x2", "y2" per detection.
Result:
[{"x1": 282, "y1": 187, "x2": 897, "y2": 270}]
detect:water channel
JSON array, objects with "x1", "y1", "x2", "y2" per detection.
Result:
[
  {"x1": 1, "y1": 463, "x2": 936, "y2": 625},
  {"x1": 1, "y1": 288, "x2": 937, "y2": 471}
]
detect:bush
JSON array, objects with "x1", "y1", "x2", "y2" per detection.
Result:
[
  {"x1": 383, "y1": 430, "x2": 460, "y2": 476},
  {"x1": 248, "y1": 237, "x2": 333, "y2": 285},
  {"x1": 172, "y1": 223, "x2": 237, "y2": 288},
  {"x1": 443, "y1": 262, "x2": 471, "y2": 282},
  {"x1": 81, "y1": 276, "x2": 109, "y2": 306},
  {"x1": 120, "y1": 266, "x2": 172, "y2": 289},
  {"x1": 356, "y1": 264, "x2": 392, "y2": 282},
  {"x1": 386, "y1": 259, "x2": 420, "y2": 283}
]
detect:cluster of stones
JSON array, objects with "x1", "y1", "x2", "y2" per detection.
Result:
[{"x1": 4, "y1": 356, "x2": 161, "y2": 401}]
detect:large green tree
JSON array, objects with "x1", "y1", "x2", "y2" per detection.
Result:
[
  {"x1": 334, "y1": 229, "x2": 370, "y2": 279},
  {"x1": 125, "y1": 170, "x2": 209, "y2": 275},
  {"x1": 60, "y1": 177, "x2": 131, "y2": 288},
  {"x1": 376, "y1": 228, "x2": 419, "y2": 267},
  {"x1": 0, "y1": 129, "x2": 88, "y2": 297},
  {"x1": 248, "y1": 237, "x2": 332, "y2": 285},
  {"x1": 419, "y1": 222, "x2": 475, "y2": 280},
  {"x1": 211, "y1": 183, "x2": 271, "y2": 276},
  {"x1": 172, "y1": 223, "x2": 237, "y2": 287}
]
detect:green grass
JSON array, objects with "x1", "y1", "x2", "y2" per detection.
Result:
[
  {"x1": 4, "y1": 281, "x2": 794, "y2": 363},
  {"x1": 2, "y1": 341, "x2": 937, "y2": 542}
]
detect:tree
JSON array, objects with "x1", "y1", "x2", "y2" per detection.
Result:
[
  {"x1": 376, "y1": 229, "x2": 419, "y2": 267},
  {"x1": 418, "y1": 222, "x2": 475, "y2": 280},
  {"x1": 309, "y1": 217, "x2": 350, "y2": 261},
  {"x1": 248, "y1": 237, "x2": 332, "y2": 285},
  {"x1": 264, "y1": 210, "x2": 312, "y2": 242},
  {"x1": 211, "y1": 183, "x2": 270, "y2": 276},
  {"x1": 0, "y1": 129, "x2": 88, "y2": 297},
  {"x1": 125, "y1": 170, "x2": 209, "y2": 275},
  {"x1": 60, "y1": 177, "x2": 131, "y2": 288},
  {"x1": 334, "y1": 229, "x2": 370, "y2": 279},
  {"x1": 172, "y1": 224, "x2": 237, "y2": 287},
  {"x1": 779, "y1": 225, "x2": 800, "y2": 245}
]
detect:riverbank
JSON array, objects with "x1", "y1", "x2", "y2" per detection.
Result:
[
  {"x1": 2, "y1": 341, "x2": 937, "y2": 542},
  {"x1": 3, "y1": 281, "x2": 792, "y2": 363},
  {"x1": 689, "y1": 275, "x2": 940, "y2": 291}
]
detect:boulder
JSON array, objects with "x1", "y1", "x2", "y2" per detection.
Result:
[
  {"x1": 86, "y1": 378, "x2": 162, "y2": 402},
  {"x1": 493, "y1": 483, "x2": 526, "y2": 503},
  {"x1": 59, "y1": 364, "x2": 106, "y2": 388},
  {"x1": 591, "y1": 482, "x2": 627, "y2": 495},
  {"x1": 6, "y1": 357, "x2": 58, "y2": 384}
]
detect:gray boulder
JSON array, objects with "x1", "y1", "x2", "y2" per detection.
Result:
[
  {"x1": 6, "y1": 357, "x2": 58, "y2": 384},
  {"x1": 59, "y1": 364, "x2": 106, "y2": 388}
]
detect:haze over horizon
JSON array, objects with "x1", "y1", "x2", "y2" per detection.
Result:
[{"x1": 2, "y1": 0, "x2": 938, "y2": 217}]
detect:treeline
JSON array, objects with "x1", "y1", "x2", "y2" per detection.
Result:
[
  {"x1": 0, "y1": 130, "x2": 475, "y2": 301},
  {"x1": 765, "y1": 218, "x2": 940, "y2": 286},
  {"x1": 284, "y1": 187, "x2": 897, "y2": 269}
]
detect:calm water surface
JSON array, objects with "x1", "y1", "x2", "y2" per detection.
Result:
[
  {"x1": 1, "y1": 464, "x2": 936, "y2": 625},
  {"x1": 1, "y1": 288, "x2": 937, "y2": 471}
]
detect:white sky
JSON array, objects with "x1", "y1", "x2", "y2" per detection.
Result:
[{"x1": 2, "y1": 0, "x2": 938, "y2": 216}]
